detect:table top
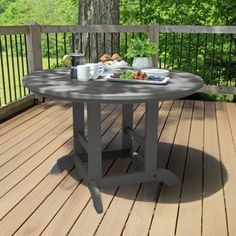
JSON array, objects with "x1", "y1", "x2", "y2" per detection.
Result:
[{"x1": 23, "y1": 68, "x2": 204, "y2": 103}]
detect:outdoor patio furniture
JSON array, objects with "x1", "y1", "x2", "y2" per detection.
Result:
[{"x1": 23, "y1": 68, "x2": 203, "y2": 213}]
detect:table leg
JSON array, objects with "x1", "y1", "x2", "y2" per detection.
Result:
[
  {"x1": 49, "y1": 102, "x2": 85, "y2": 173},
  {"x1": 87, "y1": 103, "x2": 103, "y2": 212},
  {"x1": 73, "y1": 102, "x2": 85, "y2": 156},
  {"x1": 144, "y1": 101, "x2": 158, "y2": 171},
  {"x1": 144, "y1": 101, "x2": 179, "y2": 185},
  {"x1": 122, "y1": 104, "x2": 133, "y2": 158}
]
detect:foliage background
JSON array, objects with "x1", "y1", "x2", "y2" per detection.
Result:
[
  {"x1": 0, "y1": 0, "x2": 78, "y2": 25},
  {"x1": 0, "y1": 0, "x2": 235, "y2": 26}
]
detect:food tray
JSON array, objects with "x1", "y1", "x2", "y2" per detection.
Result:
[{"x1": 106, "y1": 76, "x2": 170, "y2": 85}]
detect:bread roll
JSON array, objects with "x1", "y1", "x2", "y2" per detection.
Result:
[
  {"x1": 100, "y1": 54, "x2": 111, "y2": 63},
  {"x1": 111, "y1": 53, "x2": 122, "y2": 61}
]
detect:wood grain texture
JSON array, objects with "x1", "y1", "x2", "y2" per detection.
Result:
[
  {"x1": 202, "y1": 101, "x2": 227, "y2": 236},
  {"x1": 160, "y1": 25, "x2": 236, "y2": 34},
  {"x1": 175, "y1": 101, "x2": 204, "y2": 236},
  {"x1": 216, "y1": 102, "x2": 236, "y2": 236},
  {"x1": 0, "y1": 100, "x2": 235, "y2": 235},
  {"x1": 150, "y1": 100, "x2": 193, "y2": 236}
]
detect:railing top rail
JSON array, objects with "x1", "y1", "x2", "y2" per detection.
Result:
[
  {"x1": 1, "y1": 24, "x2": 236, "y2": 35},
  {"x1": 160, "y1": 25, "x2": 236, "y2": 34},
  {"x1": 40, "y1": 25, "x2": 149, "y2": 33},
  {"x1": 0, "y1": 26, "x2": 30, "y2": 35}
]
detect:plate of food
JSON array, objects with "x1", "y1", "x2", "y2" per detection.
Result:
[
  {"x1": 100, "y1": 53, "x2": 131, "y2": 72},
  {"x1": 105, "y1": 70, "x2": 170, "y2": 85}
]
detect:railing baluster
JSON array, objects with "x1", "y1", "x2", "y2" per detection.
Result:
[
  {"x1": 24, "y1": 34, "x2": 29, "y2": 74},
  {"x1": 10, "y1": 35, "x2": 17, "y2": 100},
  {"x1": 164, "y1": 33, "x2": 167, "y2": 68},
  {"x1": 219, "y1": 34, "x2": 224, "y2": 86},
  {"x1": 203, "y1": 33, "x2": 208, "y2": 81},
  {"x1": 179, "y1": 33, "x2": 183, "y2": 70},
  {"x1": 227, "y1": 34, "x2": 233, "y2": 86},
  {"x1": 0, "y1": 36, "x2": 7, "y2": 104},
  {"x1": 4, "y1": 35, "x2": 12, "y2": 103},
  {"x1": 19, "y1": 34, "x2": 26, "y2": 95},
  {"x1": 210, "y1": 34, "x2": 216, "y2": 84},
  {"x1": 80, "y1": 33, "x2": 83, "y2": 53},
  {"x1": 72, "y1": 32, "x2": 75, "y2": 52},
  {"x1": 63, "y1": 33, "x2": 67, "y2": 55},
  {"x1": 195, "y1": 33, "x2": 199, "y2": 73},
  {"x1": 46, "y1": 33, "x2": 50, "y2": 69},
  {"x1": 96, "y1": 33, "x2": 98, "y2": 62},
  {"x1": 55, "y1": 33, "x2": 59, "y2": 67},
  {"x1": 132, "y1": 32, "x2": 134, "y2": 39},
  {"x1": 118, "y1": 32, "x2": 120, "y2": 54},
  {"x1": 158, "y1": 34, "x2": 162, "y2": 68},
  {"x1": 103, "y1": 33, "x2": 106, "y2": 54},
  {"x1": 125, "y1": 32, "x2": 128, "y2": 54},
  {"x1": 187, "y1": 33, "x2": 192, "y2": 70},
  {"x1": 171, "y1": 33, "x2": 176, "y2": 69},
  {"x1": 111, "y1": 33, "x2": 114, "y2": 55},
  {"x1": 15, "y1": 34, "x2": 22, "y2": 98},
  {"x1": 88, "y1": 33, "x2": 91, "y2": 62}
]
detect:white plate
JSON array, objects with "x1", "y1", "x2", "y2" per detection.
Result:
[
  {"x1": 141, "y1": 68, "x2": 170, "y2": 77},
  {"x1": 105, "y1": 75, "x2": 170, "y2": 85}
]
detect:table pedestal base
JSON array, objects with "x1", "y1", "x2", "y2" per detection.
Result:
[
  {"x1": 49, "y1": 102, "x2": 179, "y2": 213},
  {"x1": 49, "y1": 150, "x2": 179, "y2": 213}
]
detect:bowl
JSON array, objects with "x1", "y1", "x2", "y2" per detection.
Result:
[{"x1": 141, "y1": 68, "x2": 170, "y2": 77}]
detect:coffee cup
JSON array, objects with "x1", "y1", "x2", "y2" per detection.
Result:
[
  {"x1": 86, "y1": 63, "x2": 104, "y2": 80},
  {"x1": 77, "y1": 65, "x2": 90, "y2": 81}
]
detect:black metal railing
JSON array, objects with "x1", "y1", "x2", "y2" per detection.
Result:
[
  {"x1": 0, "y1": 24, "x2": 236, "y2": 108},
  {"x1": 41, "y1": 30, "x2": 235, "y2": 89},
  {"x1": 41, "y1": 31, "x2": 147, "y2": 69},
  {"x1": 158, "y1": 32, "x2": 236, "y2": 87},
  {"x1": 0, "y1": 34, "x2": 29, "y2": 107}
]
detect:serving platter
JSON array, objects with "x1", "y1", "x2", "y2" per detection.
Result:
[{"x1": 105, "y1": 75, "x2": 170, "y2": 85}]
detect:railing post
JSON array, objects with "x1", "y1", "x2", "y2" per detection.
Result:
[
  {"x1": 148, "y1": 23, "x2": 160, "y2": 67},
  {"x1": 26, "y1": 23, "x2": 44, "y2": 103},
  {"x1": 26, "y1": 23, "x2": 42, "y2": 73}
]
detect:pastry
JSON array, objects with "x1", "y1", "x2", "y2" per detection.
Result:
[
  {"x1": 111, "y1": 54, "x2": 122, "y2": 61},
  {"x1": 100, "y1": 54, "x2": 111, "y2": 63}
]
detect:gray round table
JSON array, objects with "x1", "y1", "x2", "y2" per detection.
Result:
[{"x1": 23, "y1": 68, "x2": 204, "y2": 213}]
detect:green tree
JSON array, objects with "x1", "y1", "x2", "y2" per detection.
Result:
[
  {"x1": 78, "y1": 0, "x2": 120, "y2": 62},
  {"x1": 0, "y1": 0, "x2": 78, "y2": 25}
]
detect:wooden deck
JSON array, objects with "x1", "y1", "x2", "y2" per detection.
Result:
[{"x1": 0, "y1": 99, "x2": 235, "y2": 236}]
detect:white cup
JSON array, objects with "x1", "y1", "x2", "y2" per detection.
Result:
[
  {"x1": 86, "y1": 63, "x2": 104, "y2": 80},
  {"x1": 77, "y1": 65, "x2": 90, "y2": 81}
]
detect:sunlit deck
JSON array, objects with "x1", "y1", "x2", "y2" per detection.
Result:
[{"x1": 0, "y1": 99, "x2": 235, "y2": 236}]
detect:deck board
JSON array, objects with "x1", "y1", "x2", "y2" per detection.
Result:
[
  {"x1": 175, "y1": 101, "x2": 204, "y2": 236},
  {"x1": 202, "y1": 101, "x2": 227, "y2": 236},
  {"x1": 149, "y1": 100, "x2": 193, "y2": 236},
  {"x1": 216, "y1": 102, "x2": 236, "y2": 236},
  {"x1": 0, "y1": 99, "x2": 235, "y2": 236}
]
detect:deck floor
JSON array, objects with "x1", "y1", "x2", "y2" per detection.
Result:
[{"x1": 0, "y1": 99, "x2": 235, "y2": 236}]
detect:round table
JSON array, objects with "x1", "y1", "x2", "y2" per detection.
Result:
[{"x1": 23, "y1": 68, "x2": 203, "y2": 213}]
